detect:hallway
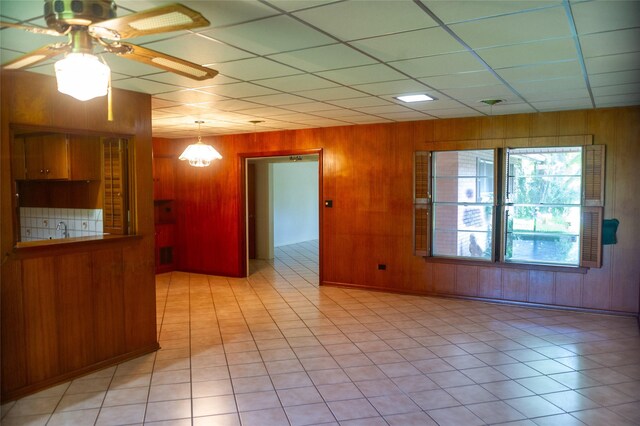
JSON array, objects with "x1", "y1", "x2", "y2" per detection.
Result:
[{"x1": 2, "y1": 240, "x2": 640, "y2": 425}]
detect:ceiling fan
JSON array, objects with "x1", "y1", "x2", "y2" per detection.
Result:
[{"x1": 1, "y1": 0, "x2": 218, "y2": 101}]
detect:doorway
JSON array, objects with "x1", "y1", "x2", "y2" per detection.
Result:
[{"x1": 240, "y1": 150, "x2": 322, "y2": 280}]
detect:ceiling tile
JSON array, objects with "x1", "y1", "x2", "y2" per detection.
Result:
[
  {"x1": 295, "y1": 86, "x2": 366, "y2": 101},
  {"x1": 441, "y1": 85, "x2": 517, "y2": 102},
  {"x1": 571, "y1": 0, "x2": 640, "y2": 35},
  {"x1": 476, "y1": 102, "x2": 537, "y2": 115},
  {"x1": 264, "y1": 0, "x2": 340, "y2": 13},
  {"x1": 592, "y1": 83, "x2": 640, "y2": 98},
  {"x1": 142, "y1": 72, "x2": 238, "y2": 89},
  {"x1": 530, "y1": 97, "x2": 593, "y2": 110},
  {"x1": 350, "y1": 27, "x2": 466, "y2": 62},
  {"x1": 142, "y1": 33, "x2": 254, "y2": 66},
  {"x1": 430, "y1": 107, "x2": 482, "y2": 118},
  {"x1": 255, "y1": 74, "x2": 338, "y2": 92},
  {"x1": 420, "y1": 71, "x2": 501, "y2": 89},
  {"x1": 250, "y1": 93, "x2": 311, "y2": 106},
  {"x1": 0, "y1": 27, "x2": 64, "y2": 53},
  {"x1": 316, "y1": 64, "x2": 406, "y2": 86},
  {"x1": 580, "y1": 28, "x2": 640, "y2": 59},
  {"x1": 497, "y1": 60, "x2": 582, "y2": 82},
  {"x1": 585, "y1": 52, "x2": 640, "y2": 75},
  {"x1": 477, "y1": 38, "x2": 578, "y2": 69},
  {"x1": 589, "y1": 70, "x2": 640, "y2": 88},
  {"x1": 423, "y1": 1, "x2": 562, "y2": 24},
  {"x1": 277, "y1": 102, "x2": 338, "y2": 113},
  {"x1": 595, "y1": 93, "x2": 640, "y2": 108},
  {"x1": 112, "y1": 78, "x2": 176, "y2": 95},
  {"x1": 352, "y1": 79, "x2": 436, "y2": 96},
  {"x1": 216, "y1": 57, "x2": 302, "y2": 80},
  {"x1": 524, "y1": 87, "x2": 591, "y2": 102},
  {"x1": 198, "y1": 82, "x2": 279, "y2": 98},
  {"x1": 196, "y1": 99, "x2": 261, "y2": 112},
  {"x1": 154, "y1": 90, "x2": 225, "y2": 104},
  {"x1": 327, "y1": 97, "x2": 394, "y2": 109},
  {"x1": 513, "y1": 76, "x2": 586, "y2": 96},
  {"x1": 235, "y1": 106, "x2": 300, "y2": 117},
  {"x1": 0, "y1": 1, "x2": 45, "y2": 21},
  {"x1": 293, "y1": 1, "x2": 437, "y2": 41},
  {"x1": 202, "y1": 15, "x2": 334, "y2": 55},
  {"x1": 451, "y1": 7, "x2": 572, "y2": 49},
  {"x1": 355, "y1": 104, "x2": 416, "y2": 114},
  {"x1": 267, "y1": 43, "x2": 376, "y2": 72},
  {"x1": 180, "y1": 0, "x2": 280, "y2": 28},
  {"x1": 376, "y1": 111, "x2": 433, "y2": 121},
  {"x1": 392, "y1": 51, "x2": 486, "y2": 77}
]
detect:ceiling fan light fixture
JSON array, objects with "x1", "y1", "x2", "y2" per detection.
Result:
[
  {"x1": 55, "y1": 52, "x2": 110, "y2": 101},
  {"x1": 179, "y1": 121, "x2": 222, "y2": 167}
]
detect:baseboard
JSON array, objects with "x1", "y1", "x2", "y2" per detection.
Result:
[
  {"x1": 321, "y1": 281, "x2": 638, "y2": 318},
  {"x1": 1, "y1": 343, "x2": 160, "y2": 403}
]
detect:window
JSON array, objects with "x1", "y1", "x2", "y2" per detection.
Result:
[
  {"x1": 504, "y1": 147, "x2": 581, "y2": 266},
  {"x1": 432, "y1": 150, "x2": 494, "y2": 260},
  {"x1": 414, "y1": 143, "x2": 605, "y2": 268}
]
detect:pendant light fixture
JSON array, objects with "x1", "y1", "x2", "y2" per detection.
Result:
[{"x1": 179, "y1": 120, "x2": 222, "y2": 167}]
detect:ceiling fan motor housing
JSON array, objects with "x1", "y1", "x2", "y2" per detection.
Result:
[{"x1": 45, "y1": 0, "x2": 117, "y2": 32}]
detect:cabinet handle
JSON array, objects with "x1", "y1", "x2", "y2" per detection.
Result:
[
  {"x1": 40, "y1": 169, "x2": 44, "y2": 174},
  {"x1": 45, "y1": 169, "x2": 50, "y2": 174}
]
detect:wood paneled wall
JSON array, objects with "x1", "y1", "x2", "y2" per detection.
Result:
[
  {"x1": 1, "y1": 71, "x2": 157, "y2": 401},
  {"x1": 157, "y1": 108, "x2": 640, "y2": 315}
]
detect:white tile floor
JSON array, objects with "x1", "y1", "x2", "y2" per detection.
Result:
[{"x1": 2, "y1": 240, "x2": 640, "y2": 425}]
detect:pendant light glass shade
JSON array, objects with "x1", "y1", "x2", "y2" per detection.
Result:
[
  {"x1": 179, "y1": 121, "x2": 222, "y2": 167},
  {"x1": 55, "y1": 53, "x2": 110, "y2": 101}
]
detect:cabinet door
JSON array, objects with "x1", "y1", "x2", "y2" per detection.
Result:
[
  {"x1": 11, "y1": 137, "x2": 26, "y2": 180},
  {"x1": 153, "y1": 157, "x2": 175, "y2": 200},
  {"x1": 24, "y1": 136, "x2": 45, "y2": 179},
  {"x1": 69, "y1": 135, "x2": 101, "y2": 180},
  {"x1": 41, "y1": 134, "x2": 69, "y2": 179},
  {"x1": 23, "y1": 134, "x2": 69, "y2": 180}
]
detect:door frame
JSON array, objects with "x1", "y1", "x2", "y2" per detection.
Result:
[{"x1": 238, "y1": 148, "x2": 323, "y2": 280}]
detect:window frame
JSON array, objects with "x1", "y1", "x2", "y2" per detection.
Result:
[{"x1": 413, "y1": 142, "x2": 604, "y2": 270}]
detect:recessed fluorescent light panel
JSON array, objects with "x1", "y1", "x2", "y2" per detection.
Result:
[{"x1": 395, "y1": 94, "x2": 435, "y2": 103}]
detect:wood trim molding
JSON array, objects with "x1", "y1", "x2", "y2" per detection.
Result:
[{"x1": 237, "y1": 148, "x2": 323, "y2": 278}]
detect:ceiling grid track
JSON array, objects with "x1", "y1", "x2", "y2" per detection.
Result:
[
  {"x1": 412, "y1": 0, "x2": 540, "y2": 114},
  {"x1": 562, "y1": 0, "x2": 596, "y2": 109}
]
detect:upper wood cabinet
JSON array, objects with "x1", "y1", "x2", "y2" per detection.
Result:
[
  {"x1": 153, "y1": 156, "x2": 175, "y2": 200},
  {"x1": 24, "y1": 134, "x2": 69, "y2": 180},
  {"x1": 14, "y1": 133, "x2": 101, "y2": 181}
]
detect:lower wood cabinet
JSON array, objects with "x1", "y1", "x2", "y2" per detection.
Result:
[{"x1": 1, "y1": 239, "x2": 158, "y2": 401}]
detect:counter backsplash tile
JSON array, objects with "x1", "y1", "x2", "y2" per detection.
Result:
[{"x1": 20, "y1": 207, "x2": 104, "y2": 241}]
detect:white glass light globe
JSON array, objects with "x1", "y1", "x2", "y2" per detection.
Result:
[
  {"x1": 55, "y1": 53, "x2": 110, "y2": 101},
  {"x1": 179, "y1": 142, "x2": 223, "y2": 167}
]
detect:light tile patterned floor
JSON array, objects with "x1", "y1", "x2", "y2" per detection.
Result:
[{"x1": 2, "y1": 240, "x2": 640, "y2": 425}]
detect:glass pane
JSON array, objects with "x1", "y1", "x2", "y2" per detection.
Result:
[
  {"x1": 508, "y1": 149, "x2": 582, "y2": 205},
  {"x1": 433, "y1": 204, "x2": 493, "y2": 259},
  {"x1": 505, "y1": 206, "x2": 581, "y2": 265},
  {"x1": 433, "y1": 177, "x2": 478, "y2": 202}
]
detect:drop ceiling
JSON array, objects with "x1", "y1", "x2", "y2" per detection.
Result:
[{"x1": 1, "y1": 0, "x2": 639, "y2": 138}]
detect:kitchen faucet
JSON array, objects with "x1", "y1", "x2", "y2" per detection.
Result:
[{"x1": 57, "y1": 221, "x2": 69, "y2": 238}]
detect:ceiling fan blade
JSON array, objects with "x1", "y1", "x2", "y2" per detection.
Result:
[
  {"x1": 0, "y1": 21, "x2": 63, "y2": 37},
  {"x1": 2, "y1": 43, "x2": 70, "y2": 70},
  {"x1": 88, "y1": 4, "x2": 210, "y2": 40},
  {"x1": 108, "y1": 42, "x2": 218, "y2": 81}
]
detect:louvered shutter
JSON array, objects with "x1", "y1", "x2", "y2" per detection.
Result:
[
  {"x1": 580, "y1": 145, "x2": 605, "y2": 268},
  {"x1": 103, "y1": 138, "x2": 129, "y2": 235},
  {"x1": 414, "y1": 152, "x2": 431, "y2": 256}
]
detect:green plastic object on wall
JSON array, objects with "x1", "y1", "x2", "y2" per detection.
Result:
[{"x1": 602, "y1": 219, "x2": 619, "y2": 245}]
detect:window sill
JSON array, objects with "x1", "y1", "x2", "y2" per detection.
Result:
[{"x1": 423, "y1": 256, "x2": 588, "y2": 274}]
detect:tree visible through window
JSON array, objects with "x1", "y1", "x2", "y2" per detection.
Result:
[{"x1": 504, "y1": 147, "x2": 582, "y2": 266}]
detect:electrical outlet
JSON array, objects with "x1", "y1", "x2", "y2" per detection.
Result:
[{"x1": 378, "y1": 264, "x2": 386, "y2": 270}]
